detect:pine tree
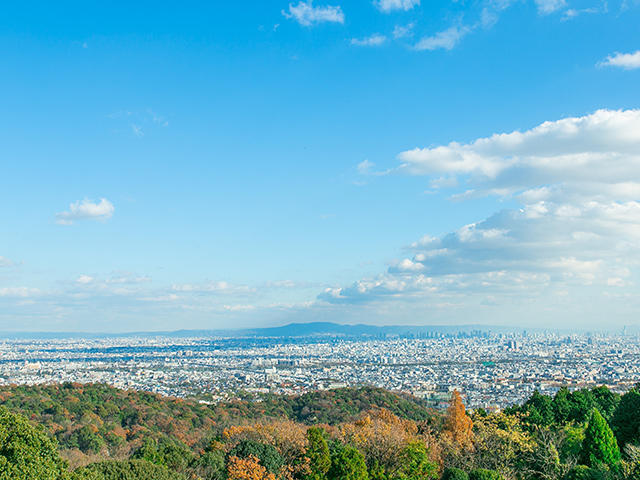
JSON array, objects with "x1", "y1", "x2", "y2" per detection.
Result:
[
  {"x1": 581, "y1": 409, "x2": 620, "y2": 468},
  {"x1": 306, "y1": 427, "x2": 331, "y2": 480}
]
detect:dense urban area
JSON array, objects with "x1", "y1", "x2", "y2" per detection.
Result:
[{"x1": 2, "y1": 330, "x2": 638, "y2": 409}]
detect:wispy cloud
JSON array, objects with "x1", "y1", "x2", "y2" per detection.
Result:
[
  {"x1": 0, "y1": 287, "x2": 40, "y2": 298},
  {"x1": 562, "y1": 7, "x2": 599, "y2": 20},
  {"x1": 598, "y1": 50, "x2": 640, "y2": 70},
  {"x1": 393, "y1": 23, "x2": 415, "y2": 39},
  {"x1": 108, "y1": 109, "x2": 169, "y2": 137},
  {"x1": 534, "y1": 0, "x2": 567, "y2": 15},
  {"x1": 56, "y1": 198, "x2": 114, "y2": 225},
  {"x1": 414, "y1": 25, "x2": 471, "y2": 51},
  {"x1": 282, "y1": 1, "x2": 344, "y2": 26},
  {"x1": 374, "y1": 0, "x2": 420, "y2": 13},
  {"x1": 0, "y1": 257, "x2": 14, "y2": 268},
  {"x1": 351, "y1": 34, "x2": 387, "y2": 47}
]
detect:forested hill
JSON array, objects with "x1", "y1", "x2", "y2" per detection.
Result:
[
  {"x1": 0, "y1": 382, "x2": 639, "y2": 480},
  {"x1": 0, "y1": 383, "x2": 434, "y2": 460}
]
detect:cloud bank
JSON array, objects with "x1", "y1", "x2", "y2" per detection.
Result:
[{"x1": 322, "y1": 110, "x2": 640, "y2": 325}]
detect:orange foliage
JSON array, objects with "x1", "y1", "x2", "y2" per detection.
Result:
[
  {"x1": 443, "y1": 390, "x2": 473, "y2": 448},
  {"x1": 223, "y1": 420, "x2": 307, "y2": 463},
  {"x1": 227, "y1": 454, "x2": 276, "y2": 480}
]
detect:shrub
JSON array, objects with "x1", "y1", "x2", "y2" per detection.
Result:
[
  {"x1": 441, "y1": 467, "x2": 469, "y2": 480},
  {"x1": 468, "y1": 469, "x2": 503, "y2": 480}
]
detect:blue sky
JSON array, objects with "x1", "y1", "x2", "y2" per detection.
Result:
[{"x1": 1, "y1": 0, "x2": 639, "y2": 332}]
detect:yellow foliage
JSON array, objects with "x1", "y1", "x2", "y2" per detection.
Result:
[{"x1": 227, "y1": 454, "x2": 277, "y2": 480}]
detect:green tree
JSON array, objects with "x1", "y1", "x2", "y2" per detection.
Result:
[
  {"x1": 441, "y1": 468, "x2": 468, "y2": 480},
  {"x1": 581, "y1": 409, "x2": 620, "y2": 468},
  {"x1": 524, "y1": 391, "x2": 554, "y2": 427},
  {"x1": 611, "y1": 388, "x2": 640, "y2": 449},
  {"x1": 328, "y1": 442, "x2": 368, "y2": 480},
  {"x1": 569, "y1": 390, "x2": 595, "y2": 424},
  {"x1": 306, "y1": 427, "x2": 331, "y2": 480},
  {"x1": 395, "y1": 441, "x2": 438, "y2": 480},
  {"x1": 564, "y1": 465, "x2": 599, "y2": 480},
  {"x1": 228, "y1": 439, "x2": 283, "y2": 474},
  {"x1": 553, "y1": 388, "x2": 572, "y2": 424},
  {"x1": 591, "y1": 387, "x2": 619, "y2": 421},
  {"x1": 467, "y1": 469, "x2": 503, "y2": 480},
  {"x1": 190, "y1": 449, "x2": 226, "y2": 480},
  {"x1": 0, "y1": 406, "x2": 70, "y2": 480},
  {"x1": 73, "y1": 459, "x2": 185, "y2": 480}
]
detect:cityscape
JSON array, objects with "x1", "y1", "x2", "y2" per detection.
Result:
[{"x1": 3, "y1": 329, "x2": 638, "y2": 410}]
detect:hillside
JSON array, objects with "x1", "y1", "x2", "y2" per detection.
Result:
[
  {"x1": 0, "y1": 382, "x2": 639, "y2": 480},
  {"x1": 0, "y1": 383, "x2": 434, "y2": 462}
]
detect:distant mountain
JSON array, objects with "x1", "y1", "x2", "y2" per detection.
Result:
[
  {"x1": 236, "y1": 321, "x2": 525, "y2": 338},
  {"x1": 0, "y1": 321, "x2": 529, "y2": 339}
]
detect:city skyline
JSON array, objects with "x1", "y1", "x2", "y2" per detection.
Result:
[{"x1": 2, "y1": 1, "x2": 640, "y2": 331}]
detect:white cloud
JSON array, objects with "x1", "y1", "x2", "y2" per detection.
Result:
[
  {"x1": 321, "y1": 109, "x2": 640, "y2": 322},
  {"x1": 393, "y1": 23, "x2": 414, "y2": 39},
  {"x1": 171, "y1": 281, "x2": 254, "y2": 295},
  {"x1": 397, "y1": 109, "x2": 640, "y2": 189},
  {"x1": 76, "y1": 275, "x2": 94, "y2": 285},
  {"x1": 598, "y1": 50, "x2": 640, "y2": 70},
  {"x1": 282, "y1": 1, "x2": 344, "y2": 26},
  {"x1": 414, "y1": 26, "x2": 471, "y2": 51},
  {"x1": 562, "y1": 7, "x2": 598, "y2": 20},
  {"x1": 56, "y1": 198, "x2": 114, "y2": 225},
  {"x1": 351, "y1": 34, "x2": 387, "y2": 47},
  {"x1": 534, "y1": 0, "x2": 567, "y2": 14},
  {"x1": 375, "y1": 0, "x2": 420, "y2": 13},
  {"x1": 0, "y1": 287, "x2": 40, "y2": 298}
]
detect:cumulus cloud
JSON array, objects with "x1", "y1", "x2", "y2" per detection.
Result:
[
  {"x1": 351, "y1": 34, "x2": 387, "y2": 47},
  {"x1": 321, "y1": 109, "x2": 640, "y2": 314},
  {"x1": 397, "y1": 109, "x2": 640, "y2": 194},
  {"x1": 598, "y1": 50, "x2": 640, "y2": 70},
  {"x1": 375, "y1": 0, "x2": 420, "y2": 12},
  {"x1": 56, "y1": 198, "x2": 114, "y2": 225},
  {"x1": 282, "y1": 1, "x2": 344, "y2": 26},
  {"x1": 414, "y1": 26, "x2": 471, "y2": 51}
]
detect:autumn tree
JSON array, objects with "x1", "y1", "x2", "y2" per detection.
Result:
[
  {"x1": 466, "y1": 412, "x2": 533, "y2": 479},
  {"x1": 227, "y1": 455, "x2": 276, "y2": 480},
  {"x1": 339, "y1": 409, "x2": 420, "y2": 477},
  {"x1": 227, "y1": 439, "x2": 283, "y2": 474},
  {"x1": 581, "y1": 409, "x2": 620, "y2": 468},
  {"x1": 443, "y1": 391, "x2": 473, "y2": 448}
]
